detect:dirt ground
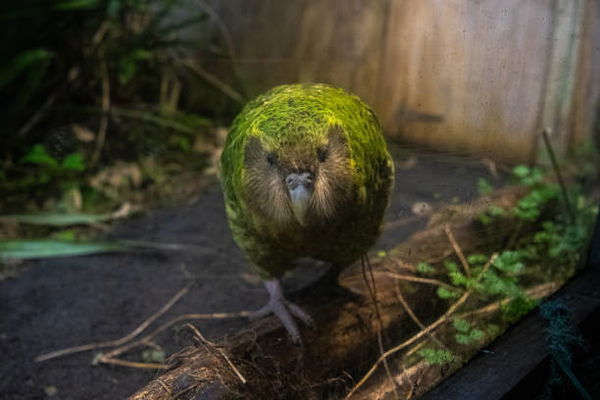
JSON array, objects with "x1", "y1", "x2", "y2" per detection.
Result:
[{"x1": 0, "y1": 145, "x2": 503, "y2": 400}]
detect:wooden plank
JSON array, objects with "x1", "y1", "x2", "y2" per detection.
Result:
[
  {"x1": 422, "y1": 269, "x2": 600, "y2": 400},
  {"x1": 567, "y1": 0, "x2": 600, "y2": 150},
  {"x1": 537, "y1": 0, "x2": 586, "y2": 160}
]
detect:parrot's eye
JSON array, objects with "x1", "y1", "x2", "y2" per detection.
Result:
[
  {"x1": 266, "y1": 152, "x2": 278, "y2": 166},
  {"x1": 317, "y1": 147, "x2": 328, "y2": 163}
]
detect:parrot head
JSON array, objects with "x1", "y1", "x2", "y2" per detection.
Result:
[{"x1": 242, "y1": 125, "x2": 354, "y2": 228}]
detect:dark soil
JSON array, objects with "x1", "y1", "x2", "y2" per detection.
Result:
[{"x1": 0, "y1": 145, "x2": 502, "y2": 400}]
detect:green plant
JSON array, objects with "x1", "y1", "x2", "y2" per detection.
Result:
[
  {"x1": 0, "y1": 0, "x2": 241, "y2": 214},
  {"x1": 417, "y1": 348, "x2": 455, "y2": 365},
  {"x1": 416, "y1": 261, "x2": 435, "y2": 275},
  {"x1": 478, "y1": 165, "x2": 559, "y2": 225},
  {"x1": 452, "y1": 318, "x2": 484, "y2": 345},
  {"x1": 418, "y1": 164, "x2": 596, "y2": 366},
  {"x1": 477, "y1": 177, "x2": 493, "y2": 195},
  {"x1": 20, "y1": 144, "x2": 85, "y2": 181}
]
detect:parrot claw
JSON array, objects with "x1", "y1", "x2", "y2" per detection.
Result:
[{"x1": 251, "y1": 278, "x2": 314, "y2": 343}]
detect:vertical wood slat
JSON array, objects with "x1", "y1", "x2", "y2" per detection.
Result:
[
  {"x1": 538, "y1": 0, "x2": 586, "y2": 160},
  {"x1": 568, "y1": 0, "x2": 600, "y2": 150}
]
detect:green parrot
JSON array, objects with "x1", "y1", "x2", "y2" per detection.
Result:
[{"x1": 219, "y1": 83, "x2": 394, "y2": 342}]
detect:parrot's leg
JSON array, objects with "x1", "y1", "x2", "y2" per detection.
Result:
[{"x1": 252, "y1": 278, "x2": 314, "y2": 343}]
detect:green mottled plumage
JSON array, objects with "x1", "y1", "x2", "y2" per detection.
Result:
[{"x1": 220, "y1": 83, "x2": 394, "y2": 278}]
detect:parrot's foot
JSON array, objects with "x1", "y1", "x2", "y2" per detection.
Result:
[{"x1": 251, "y1": 278, "x2": 314, "y2": 343}]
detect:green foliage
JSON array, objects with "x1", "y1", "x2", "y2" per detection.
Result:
[
  {"x1": 466, "y1": 253, "x2": 488, "y2": 265},
  {"x1": 141, "y1": 349, "x2": 166, "y2": 363},
  {"x1": 479, "y1": 164, "x2": 559, "y2": 225},
  {"x1": 480, "y1": 268, "x2": 521, "y2": 297},
  {"x1": 416, "y1": 261, "x2": 435, "y2": 274},
  {"x1": 492, "y1": 251, "x2": 524, "y2": 273},
  {"x1": 449, "y1": 270, "x2": 468, "y2": 286},
  {"x1": 436, "y1": 286, "x2": 461, "y2": 299},
  {"x1": 512, "y1": 165, "x2": 544, "y2": 186},
  {"x1": 0, "y1": 49, "x2": 54, "y2": 88},
  {"x1": 452, "y1": 317, "x2": 470, "y2": 332},
  {"x1": 452, "y1": 318, "x2": 484, "y2": 345},
  {"x1": 0, "y1": 212, "x2": 112, "y2": 226},
  {"x1": 478, "y1": 204, "x2": 505, "y2": 225},
  {"x1": 485, "y1": 324, "x2": 501, "y2": 337},
  {"x1": 444, "y1": 260, "x2": 459, "y2": 273},
  {"x1": 118, "y1": 49, "x2": 152, "y2": 84},
  {"x1": 533, "y1": 207, "x2": 595, "y2": 266},
  {"x1": 21, "y1": 145, "x2": 85, "y2": 172},
  {"x1": 455, "y1": 329, "x2": 484, "y2": 345},
  {"x1": 513, "y1": 184, "x2": 558, "y2": 221},
  {"x1": 0, "y1": 0, "x2": 233, "y2": 214},
  {"x1": 501, "y1": 295, "x2": 538, "y2": 323},
  {"x1": 477, "y1": 178, "x2": 493, "y2": 195},
  {"x1": 435, "y1": 250, "x2": 528, "y2": 301},
  {"x1": 15, "y1": 144, "x2": 87, "y2": 194},
  {"x1": 426, "y1": 162, "x2": 596, "y2": 354},
  {"x1": 21, "y1": 145, "x2": 60, "y2": 169},
  {"x1": 0, "y1": 238, "x2": 188, "y2": 259},
  {"x1": 418, "y1": 348, "x2": 455, "y2": 365},
  {"x1": 0, "y1": 239, "x2": 128, "y2": 259},
  {"x1": 61, "y1": 153, "x2": 86, "y2": 172},
  {"x1": 511, "y1": 165, "x2": 559, "y2": 220}
]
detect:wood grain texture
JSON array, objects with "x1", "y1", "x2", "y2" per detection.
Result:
[
  {"x1": 196, "y1": 0, "x2": 597, "y2": 162},
  {"x1": 377, "y1": 0, "x2": 554, "y2": 161}
]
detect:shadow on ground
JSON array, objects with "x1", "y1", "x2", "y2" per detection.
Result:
[{"x1": 0, "y1": 144, "x2": 502, "y2": 399}]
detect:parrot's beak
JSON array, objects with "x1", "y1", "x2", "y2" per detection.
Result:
[{"x1": 285, "y1": 172, "x2": 314, "y2": 225}]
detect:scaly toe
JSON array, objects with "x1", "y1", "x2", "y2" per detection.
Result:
[{"x1": 285, "y1": 301, "x2": 315, "y2": 327}]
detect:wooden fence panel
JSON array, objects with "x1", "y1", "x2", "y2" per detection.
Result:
[{"x1": 200, "y1": 0, "x2": 597, "y2": 162}]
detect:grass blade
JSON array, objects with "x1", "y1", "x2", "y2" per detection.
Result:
[
  {"x1": 0, "y1": 240, "x2": 128, "y2": 260},
  {"x1": 0, "y1": 213, "x2": 113, "y2": 226}
]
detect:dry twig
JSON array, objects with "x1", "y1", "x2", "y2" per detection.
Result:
[
  {"x1": 541, "y1": 128, "x2": 575, "y2": 223},
  {"x1": 393, "y1": 282, "x2": 451, "y2": 354},
  {"x1": 36, "y1": 283, "x2": 193, "y2": 362},
  {"x1": 361, "y1": 255, "x2": 399, "y2": 397},
  {"x1": 186, "y1": 323, "x2": 247, "y2": 384},
  {"x1": 444, "y1": 224, "x2": 471, "y2": 277},
  {"x1": 385, "y1": 272, "x2": 456, "y2": 292},
  {"x1": 181, "y1": 59, "x2": 244, "y2": 104},
  {"x1": 95, "y1": 310, "x2": 251, "y2": 369}
]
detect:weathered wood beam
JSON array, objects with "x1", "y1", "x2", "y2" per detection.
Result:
[{"x1": 129, "y1": 186, "x2": 527, "y2": 400}]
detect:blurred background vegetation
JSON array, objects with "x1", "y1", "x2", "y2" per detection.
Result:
[
  {"x1": 0, "y1": 0, "x2": 245, "y2": 218},
  {"x1": 0, "y1": 0, "x2": 597, "y2": 257}
]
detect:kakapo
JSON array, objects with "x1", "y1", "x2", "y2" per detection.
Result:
[{"x1": 219, "y1": 83, "x2": 394, "y2": 342}]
